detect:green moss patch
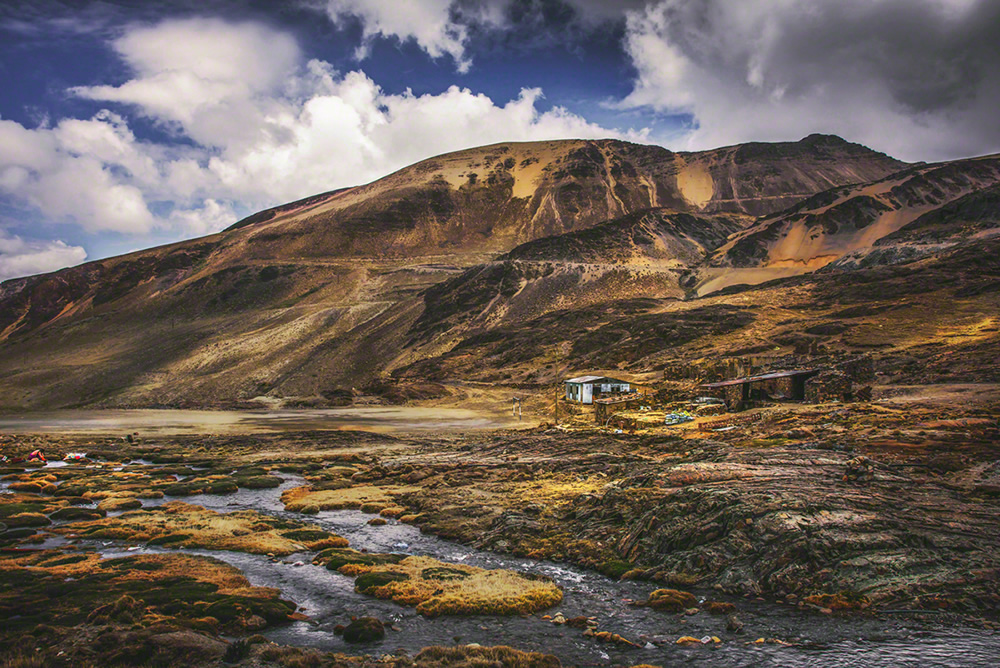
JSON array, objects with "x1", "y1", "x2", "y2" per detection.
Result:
[
  {"x1": 236, "y1": 476, "x2": 282, "y2": 489},
  {"x1": 316, "y1": 547, "x2": 406, "y2": 572},
  {"x1": 421, "y1": 566, "x2": 471, "y2": 581},
  {"x1": 355, "y1": 571, "x2": 410, "y2": 594},
  {"x1": 0, "y1": 550, "x2": 297, "y2": 637},
  {"x1": 57, "y1": 502, "x2": 346, "y2": 556}
]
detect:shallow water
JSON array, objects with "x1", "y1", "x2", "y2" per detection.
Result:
[
  {"x1": 0, "y1": 407, "x2": 521, "y2": 436},
  {"x1": 7, "y1": 457, "x2": 999, "y2": 667},
  {"x1": 56, "y1": 471, "x2": 1000, "y2": 667}
]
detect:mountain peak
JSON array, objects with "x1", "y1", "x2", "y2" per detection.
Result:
[{"x1": 801, "y1": 133, "x2": 849, "y2": 146}]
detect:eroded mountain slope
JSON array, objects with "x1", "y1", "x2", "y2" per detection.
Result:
[
  {"x1": 0, "y1": 135, "x2": 920, "y2": 410},
  {"x1": 220, "y1": 135, "x2": 903, "y2": 260},
  {"x1": 710, "y1": 156, "x2": 1000, "y2": 273},
  {"x1": 396, "y1": 234, "x2": 1000, "y2": 388},
  {"x1": 401, "y1": 209, "x2": 746, "y2": 364}
]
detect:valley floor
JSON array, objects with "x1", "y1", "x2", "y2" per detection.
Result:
[{"x1": 1, "y1": 384, "x2": 998, "y2": 666}]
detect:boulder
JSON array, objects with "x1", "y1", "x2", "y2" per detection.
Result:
[{"x1": 342, "y1": 616, "x2": 385, "y2": 643}]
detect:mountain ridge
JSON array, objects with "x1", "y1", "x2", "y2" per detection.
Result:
[{"x1": 4, "y1": 134, "x2": 995, "y2": 411}]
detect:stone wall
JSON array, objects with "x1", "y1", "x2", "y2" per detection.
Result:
[
  {"x1": 837, "y1": 355, "x2": 875, "y2": 384},
  {"x1": 723, "y1": 384, "x2": 745, "y2": 411},
  {"x1": 666, "y1": 353, "x2": 875, "y2": 385},
  {"x1": 805, "y1": 370, "x2": 853, "y2": 403},
  {"x1": 662, "y1": 356, "x2": 791, "y2": 383}
]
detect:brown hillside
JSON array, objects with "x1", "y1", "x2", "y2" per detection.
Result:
[{"x1": 0, "y1": 136, "x2": 908, "y2": 409}]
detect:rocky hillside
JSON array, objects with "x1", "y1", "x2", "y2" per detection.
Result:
[
  {"x1": 216, "y1": 135, "x2": 903, "y2": 260},
  {"x1": 673, "y1": 133, "x2": 905, "y2": 216},
  {"x1": 0, "y1": 134, "x2": 968, "y2": 411},
  {"x1": 504, "y1": 209, "x2": 746, "y2": 266},
  {"x1": 698, "y1": 155, "x2": 1000, "y2": 294},
  {"x1": 396, "y1": 232, "x2": 1000, "y2": 388},
  {"x1": 402, "y1": 209, "x2": 745, "y2": 357}
]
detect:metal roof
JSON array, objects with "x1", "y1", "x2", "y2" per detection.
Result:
[
  {"x1": 565, "y1": 375, "x2": 631, "y2": 384},
  {"x1": 565, "y1": 375, "x2": 607, "y2": 384},
  {"x1": 701, "y1": 369, "x2": 818, "y2": 388}
]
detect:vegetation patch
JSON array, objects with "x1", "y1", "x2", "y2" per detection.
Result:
[
  {"x1": 97, "y1": 496, "x2": 144, "y2": 512},
  {"x1": 49, "y1": 507, "x2": 105, "y2": 521},
  {"x1": 0, "y1": 493, "x2": 66, "y2": 517},
  {"x1": 411, "y1": 644, "x2": 561, "y2": 667},
  {"x1": 281, "y1": 484, "x2": 416, "y2": 512},
  {"x1": 55, "y1": 501, "x2": 347, "y2": 555},
  {"x1": 314, "y1": 547, "x2": 406, "y2": 572},
  {"x1": 347, "y1": 554, "x2": 562, "y2": 617},
  {"x1": 235, "y1": 475, "x2": 282, "y2": 489},
  {"x1": 4, "y1": 511, "x2": 51, "y2": 528},
  {"x1": 803, "y1": 591, "x2": 871, "y2": 611},
  {"x1": 0, "y1": 549, "x2": 296, "y2": 638},
  {"x1": 643, "y1": 588, "x2": 698, "y2": 612},
  {"x1": 163, "y1": 477, "x2": 239, "y2": 496}
]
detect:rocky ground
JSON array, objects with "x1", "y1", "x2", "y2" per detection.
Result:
[
  {"x1": 359, "y1": 389, "x2": 1000, "y2": 616},
  {"x1": 0, "y1": 385, "x2": 998, "y2": 666}
]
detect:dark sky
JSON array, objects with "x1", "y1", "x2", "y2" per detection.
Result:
[{"x1": 1, "y1": 0, "x2": 997, "y2": 280}]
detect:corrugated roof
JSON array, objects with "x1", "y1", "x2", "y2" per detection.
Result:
[
  {"x1": 565, "y1": 375, "x2": 608, "y2": 384},
  {"x1": 701, "y1": 369, "x2": 818, "y2": 388}
]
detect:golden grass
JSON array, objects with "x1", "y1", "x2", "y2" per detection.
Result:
[
  {"x1": 350, "y1": 555, "x2": 562, "y2": 617},
  {"x1": 412, "y1": 645, "x2": 561, "y2": 667},
  {"x1": 55, "y1": 501, "x2": 347, "y2": 556},
  {"x1": 0, "y1": 550, "x2": 277, "y2": 598},
  {"x1": 379, "y1": 506, "x2": 408, "y2": 518},
  {"x1": 0, "y1": 492, "x2": 67, "y2": 514},
  {"x1": 645, "y1": 588, "x2": 697, "y2": 611},
  {"x1": 281, "y1": 484, "x2": 417, "y2": 512},
  {"x1": 96, "y1": 496, "x2": 143, "y2": 512},
  {"x1": 507, "y1": 477, "x2": 606, "y2": 507},
  {"x1": 803, "y1": 592, "x2": 870, "y2": 610}
]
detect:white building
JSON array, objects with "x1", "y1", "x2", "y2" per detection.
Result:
[{"x1": 564, "y1": 375, "x2": 632, "y2": 404}]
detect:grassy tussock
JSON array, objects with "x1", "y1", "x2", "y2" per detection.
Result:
[
  {"x1": 413, "y1": 645, "x2": 562, "y2": 667},
  {"x1": 55, "y1": 501, "x2": 347, "y2": 556},
  {"x1": 281, "y1": 484, "x2": 415, "y2": 512},
  {"x1": 353, "y1": 555, "x2": 562, "y2": 616},
  {"x1": 3, "y1": 550, "x2": 277, "y2": 598},
  {"x1": 379, "y1": 505, "x2": 408, "y2": 518}
]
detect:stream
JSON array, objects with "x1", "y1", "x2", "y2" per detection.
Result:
[{"x1": 27, "y1": 467, "x2": 998, "y2": 667}]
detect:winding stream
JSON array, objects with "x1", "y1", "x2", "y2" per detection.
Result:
[{"x1": 39, "y1": 469, "x2": 997, "y2": 667}]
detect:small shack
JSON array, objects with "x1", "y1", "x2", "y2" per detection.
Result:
[
  {"x1": 564, "y1": 375, "x2": 633, "y2": 405},
  {"x1": 593, "y1": 393, "x2": 646, "y2": 424},
  {"x1": 701, "y1": 369, "x2": 819, "y2": 411}
]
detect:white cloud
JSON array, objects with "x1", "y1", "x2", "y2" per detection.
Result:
[
  {"x1": 0, "y1": 16, "x2": 642, "y2": 268},
  {"x1": 71, "y1": 18, "x2": 301, "y2": 149},
  {"x1": 0, "y1": 114, "x2": 157, "y2": 234},
  {"x1": 169, "y1": 199, "x2": 238, "y2": 237},
  {"x1": 198, "y1": 66, "x2": 642, "y2": 205},
  {"x1": 321, "y1": 0, "x2": 473, "y2": 72},
  {"x1": 0, "y1": 231, "x2": 87, "y2": 282},
  {"x1": 619, "y1": 0, "x2": 1000, "y2": 162}
]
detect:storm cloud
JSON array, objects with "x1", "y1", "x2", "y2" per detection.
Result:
[
  {"x1": 617, "y1": 0, "x2": 1000, "y2": 161},
  {"x1": 1, "y1": 0, "x2": 998, "y2": 280}
]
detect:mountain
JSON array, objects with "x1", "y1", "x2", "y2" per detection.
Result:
[
  {"x1": 214, "y1": 135, "x2": 903, "y2": 260},
  {"x1": 695, "y1": 154, "x2": 1000, "y2": 294},
  {"x1": 0, "y1": 135, "x2": 925, "y2": 410},
  {"x1": 395, "y1": 230, "x2": 1000, "y2": 388},
  {"x1": 396, "y1": 153, "x2": 1000, "y2": 388},
  {"x1": 403, "y1": 209, "x2": 745, "y2": 352}
]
